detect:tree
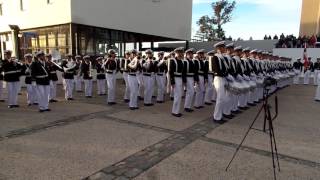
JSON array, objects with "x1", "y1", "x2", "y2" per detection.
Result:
[{"x1": 197, "y1": 0, "x2": 236, "y2": 41}]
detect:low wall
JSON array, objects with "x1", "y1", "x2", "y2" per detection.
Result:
[{"x1": 273, "y1": 48, "x2": 320, "y2": 62}]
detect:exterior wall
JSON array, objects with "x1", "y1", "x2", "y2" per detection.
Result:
[
  {"x1": 299, "y1": 0, "x2": 320, "y2": 36},
  {"x1": 70, "y1": 0, "x2": 192, "y2": 41},
  {"x1": 0, "y1": 0, "x2": 71, "y2": 32},
  {"x1": 273, "y1": 48, "x2": 320, "y2": 62}
]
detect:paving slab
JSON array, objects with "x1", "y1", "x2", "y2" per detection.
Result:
[
  {"x1": 0, "y1": 118, "x2": 170, "y2": 180},
  {"x1": 135, "y1": 140, "x2": 320, "y2": 180},
  {"x1": 0, "y1": 100, "x2": 110, "y2": 137},
  {"x1": 109, "y1": 101, "x2": 214, "y2": 131},
  {"x1": 206, "y1": 85, "x2": 320, "y2": 163}
]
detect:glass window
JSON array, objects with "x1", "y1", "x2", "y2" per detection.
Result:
[
  {"x1": 39, "y1": 35, "x2": 46, "y2": 48},
  {"x1": 58, "y1": 34, "x2": 66, "y2": 46},
  {"x1": 48, "y1": 34, "x2": 56, "y2": 47}
]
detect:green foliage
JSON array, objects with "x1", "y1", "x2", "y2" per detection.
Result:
[{"x1": 197, "y1": 0, "x2": 236, "y2": 41}]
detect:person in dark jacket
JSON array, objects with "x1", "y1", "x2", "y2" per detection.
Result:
[
  {"x1": 31, "y1": 51, "x2": 51, "y2": 112},
  {"x1": 61, "y1": 55, "x2": 77, "y2": 100},
  {"x1": 2, "y1": 50, "x2": 23, "y2": 108},
  {"x1": 22, "y1": 53, "x2": 38, "y2": 106},
  {"x1": 142, "y1": 49, "x2": 156, "y2": 106},
  {"x1": 46, "y1": 54, "x2": 63, "y2": 102},
  {"x1": 80, "y1": 55, "x2": 93, "y2": 98},
  {"x1": 103, "y1": 49, "x2": 119, "y2": 105},
  {"x1": 95, "y1": 57, "x2": 106, "y2": 96}
]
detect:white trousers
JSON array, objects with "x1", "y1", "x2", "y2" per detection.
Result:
[
  {"x1": 293, "y1": 70, "x2": 300, "y2": 85},
  {"x1": 97, "y1": 79, "x2": 106, "y2": 95},
  {"x1": 128, "y1": 75, "x2": 139, "y2": 108},
  {"x1": 7, "y1": 81, "x2": 20, "y2": 106},
  {"x1": 64, "y1": 79, "x2": 74, "y2": 99},
  {"x1": 213, "y1": 77, "x2": 227, "y2": 120},
  {"x1": 184, "y1": 77, "x2": 195, "y2": 109},
  {"x1": 304, "y1": 70, "x2": 310, "y2": 85},
  {"x1": 172, "y1": 77, "x2": 183, "y2": 114},
  {"x1": 106, "y1": 73, "x2": 116, "y2": 103},
  {"x1": 156, "y1": 74, "x2": 166, "y2": 102},
  {"x1": 27, "y1": 84, "x2": 37, "y2": 104},
  {"x1": 314, "y1": 70, "x2": 319, "y2": 85},
  {"x1": 194, "y1": 76, "x2": 205, "y2": 107},
  {"x1": 123, "y1": 72, "x2": 130, "y2": 100},
  {"x1": 0, "y1": 80, "x2": 4, "y2": 101},
  {"x1": 36, "y1": 85, "x2": 50, "y2": 110},
  {"x1": 205, "y1": 74, "x2": 214, "y2": 103},
  {"x1": 137, "y1": 73, "x2": 144, "y2": 97},
  {"x1": 75, "y1": 75, "x2": 82, "y2": 91},
  {"x1": 84, "y1": 79, "x2": 93, "y2": 97},
  {"x1": 143, "y1": 75, "x2": 154, "y2": 104},
  {"x1": 49, "y1": 81, "x2": 57, "y2": 100}
]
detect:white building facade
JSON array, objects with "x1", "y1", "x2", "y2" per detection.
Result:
[{"x1": 0, "y1": 0, "x2": 192, "y2": 58}]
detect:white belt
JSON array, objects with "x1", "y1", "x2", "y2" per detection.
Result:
[
  {"x1": 186, "y1": 73, "x2": 194, "y2": 76},
  {"x1": 50, "y1": 71, "x2": 56, "y2": 74},
  {"x1": 4, "y1": 70, "x2": 20, "y2": 75},
  {"x1": 36, "y1": 75, "x2": 48, "y2": 78},
  {"x1": 97, "y1": 73, "x2": 105, "y2": 75},
  {"x1": 174, "y1": 72, "x2": 182, "y2": 76}
]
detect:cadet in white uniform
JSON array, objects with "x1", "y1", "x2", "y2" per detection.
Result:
[
  {"x1": 128, "y1": 50, "x2": 140, "y2": 110},
  {"x1": 154, "y1": 51, "x2": 167, "y2": 103},
  {"x1": 142, "y1": 49, "x2": 156, "y2": 106},
  {"x1": 169, "y1": 47, "x2": 186, "y2": 117},
  {"x1": 104, "y1": 49, "x2": 119, "y2": 105},
  {"x1": 80, "y1": 55, "x2": 93, "y2": 98},
  {"x1": 183, "y1": 48, "x2": 197, "y2": 112},
  {"x1": 2, "y1": 50, "x2": 22, "y2": 108}
]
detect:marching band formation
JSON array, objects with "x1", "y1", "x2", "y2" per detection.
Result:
[{"x1": 1, "y1": 41, "x2": 316, "y2": 123}]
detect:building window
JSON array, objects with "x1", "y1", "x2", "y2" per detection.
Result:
[
  {"x1": 47, "y1": 0, "x2": 53, "y2": 4},
  {"x1": 0, "y1": 4, "x2": 3, "y2": 16},
  {"x1": 20, "y1": 0, "x2": 24, "y2": 11}
]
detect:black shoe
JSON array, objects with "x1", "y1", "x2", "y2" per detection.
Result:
[
  {"x1": 199, "y1": 106, "x2": 204, "y2": 109},
  {"x1": 86, "y1": 96, "x2": 92, "y2": 98},
  {"x1": 184, "y1": 108, "x2": 194, "y2": 112},
  {"x1": 13, "y1": 105, "x2": 19, "y2": 108},
  {"x1": 67, "y1": 98, "x2": 74, "y2": 101},
  {"x1": 194, "y1": 106, "x2": 201, "y2": 109},
  {"x1": 124, "y1": 99, "x2": 130, "y2": 103},
  {"x1": 144, "y1": 103, "x2": 154, "y2": 106},
  {"x1": 28, "y1": 103, "x2": 32, "y2": 106},
  {"x1": 213, "y1": 119, "x2": 227, "y2": 124},
  {"x1": 45, "y1": 109, "x2": 51, "y2": 112},
  {"x1": 33, "y1": 103, "x2": 39, "y2": 105},
  {"x1": 8, "y1": 105, "x2": 13, "y2": 108},
  {"x1": 156, "y1": 101, "x2": 164, "y2": 103},
  {"x1": 211, "y1": 100, "x2": 216, "y2": 103},
  {"x1": 76, "y1": 91, "x2": 83, "y2": 93},
  {"x1": 205, "y1": 102, "x2": 213, "y2": 105},
  {"x1": 0, "y1": 100, "x2": 5, "y2": 102},
  {"x1": 172, "y1": 113, "x2": 182, "y2": 117},
  {"x1": 315, "y1": 99, "x2": 320, "y2": 102},
  {"x1": 138, "y1": 96, "x2": 144, "y2": 100},
  {"x1": 254, "y1": 101, "x2": 260, "y2": 104},
  {"x1": 49, "y1": 99, "x2": 54, "y2": 103},
  {"x1": 239, "y1": 106, "x2": 249, "y2": 110},
  {"x1": 170, "y1": 97, "x2": 174, "y2": 101},
  {"x1": 130, "y1": 107, "x2": 139, "y2": 110},
  {"x1": 108, "y1": 102, "x2": 116, "y2": 105},
  {"x1": 18, "y1": 93, "x2": 22, "y2": 95},
  {"x1": 248, "y1": 103, "x2": 256, "y2": 106},
  {"x1": 231, "y1": 110, "x2": 241, "y2": 114},
  {"x1": 152, "y1": 96, "x2": 156, "y2": 98},
  {"x1": 223, "y1": 114, "x2": 234, "y2": 119},
  {"x1": 39, "y1": 109, "x2": 46, "y2": 113}
]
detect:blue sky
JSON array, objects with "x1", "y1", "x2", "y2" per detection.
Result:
[{"x1": 192, "y1": 0, "x2": 302, "y2": 40}]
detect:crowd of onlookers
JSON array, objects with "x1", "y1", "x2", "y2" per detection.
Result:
[{"x1": 264, "y1": 33, "x2": 320, "y2": 48}]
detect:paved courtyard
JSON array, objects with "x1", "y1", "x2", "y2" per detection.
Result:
[{"x1": 0, "y1": 82, "x2": 319, "y2": 180}]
